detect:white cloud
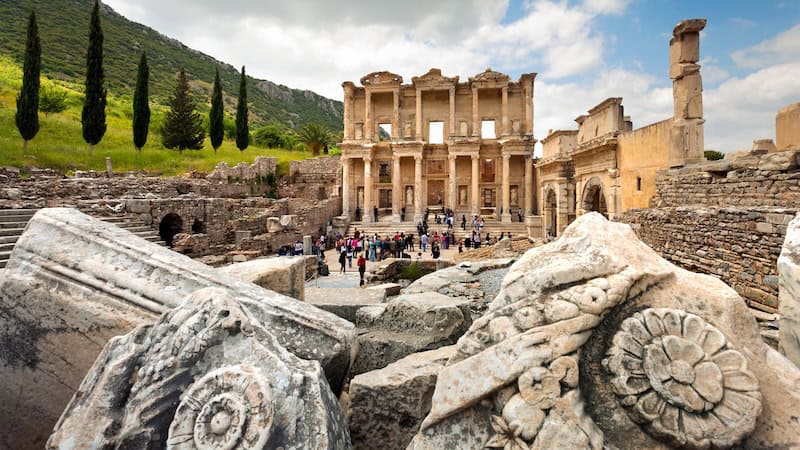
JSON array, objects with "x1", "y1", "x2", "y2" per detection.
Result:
[
  {"x1": 731, "y1": 24, "x2": 800, "y2": 68},
  {"x1": 104, "y1": 0, "x2": 616, "y2": 98}
]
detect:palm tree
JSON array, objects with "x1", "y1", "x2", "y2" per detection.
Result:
[{"x1": 298, "y1": 123, "x2": 331, "y2": 156}]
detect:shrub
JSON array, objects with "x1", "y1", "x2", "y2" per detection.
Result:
[
  {"x1": 704, "y1": 150, "x2": 724, "y2": 161},
  {"x1": 253, "y1": 124, "x2": 287, "y2": 148},
  {"x1": 40, "y1": 84, "x2": 69, "y2": 114}
]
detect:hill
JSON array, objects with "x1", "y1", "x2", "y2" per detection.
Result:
[{"x1": 0, "y1": 0, "x2": 343, "y2": 131}]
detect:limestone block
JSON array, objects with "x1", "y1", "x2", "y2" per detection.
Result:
[
  {"x1": 303, "y1": 235, "x2": 313, "y2": 255},
  {"x1": 669, "y1": 119, "x2": 705, "y2": 167},
  {"x1": 267, "y1": 216, "x2": 284, "y2": 233},
  {"x1": 0, "y1": 209, "x2": 355, "y2": 449},
  {"x1": 408, "y1": 213, "x2": 800, "y2": 450},
  {"x1": 125, "y1": 198, "x2": 150, "y2": 214},
  {"x1": 752, "y1": 139, "x2": 777, "y2": 154},
  {"x1": 280, "y1": 214, "x2": 297, "y2": 229},
  {"x1": 673, "y1": 72, "x2": 703, "y2": 119},
  {"x1": 234, "y1": 229, "x2": 252, "y2": 245},
  {"x1": 48, "y1": 288, "x2": 351, "y2": 449},
  {"x1": 218, "y1": 256, "x2": 307, "y2": 301},
  {"x1": 669, "y1": 31, "x2": 700, "y2": 66},
  {"x1": 348, "y1": 345, "x2": 455, "y2": 450},
  {"x1": 758, "y1": 149, "x2": 800, "y2": 171},
  {"x1": 172, "y1": 232, "x2": 210, "y2": 256},
  {"x1": 367, "y1": 282, "x2": 402, "y2": 297},
  {"x1": 778, "y1": 214, "x2": 800, "y2": 367},
  {"x1": 306, "y1": 288, "x2": 385, "y2": 322},
  {"x1": 352, "y1": 293, "x2": 471, "y2": 375},
  {"x1": 776, "y1": 102, "x2": 800, "y2": 150}
]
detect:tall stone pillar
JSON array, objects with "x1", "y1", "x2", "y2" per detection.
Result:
[
  {"x1": 524, "y1": 156, "x2": 533, "y2": 215},
  {"x1": 448, "y1": 155, "x2": 457, "y2": 212},
  {"x1": 501, "y1": 154, "x2": 511, "y2": 223},
  {"x1": 363, "y1": 156, "x2": 373, "y2": 223},
  {"x1": 501, "y1": 86, "x2": 509, "y2": 136},
  {"x1": 413, "y1": 155, "x2": 424, "y2": 223},
  {"x1": 365, "y1": 90, "x2": 373, "y2": 141},
  {"x1": 472, "y1": 87, "x2": 480, "y2": 137},
  {"x1": 471, "y1": 155, "x2": 480, "y2": 216},
  {"x1": 343, "y1": 82, "x2": 355, "y2": 140},
  {"x1": 416, "y1": 88, "x2": 423, "y2": 140},
  {"x1": 449, "y1": 87, "x2": 456, "y2": 138},
  {"x1": 519, "y1": 73, "x2": 535, "y2": 136},
  {"x1": 342, "y1": 157, "x2": 351, "y2": 219},
  {"x1": 669, "y1": 19, "x2": 706, "y2": 167},
  {"x1": 392, "y1": 90, "x2": 400, "y2": 140},
  {"x1": 392, "y1": 155, "x2": 402, "y2": 222}
]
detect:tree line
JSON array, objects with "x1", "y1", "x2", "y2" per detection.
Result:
[{"x1": 14, "y1": 1, "x2": 335, "y2": 157}]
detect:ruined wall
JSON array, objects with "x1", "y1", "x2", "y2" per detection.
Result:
[
  {"x1": 282, "y1": 155, "x2": 342, "y2": 200},
  {"x1": 620, "y1": 206, "x2": 794, "y2": 313},
  {"x1": 617, "y1": 118, "x2": 672, "y2": 211},
  {"x1": 776, "y1": 102, "x2": 800, "y2": 151},
  {"x1": 618, "y1": 149, "x2": 800, "y2": 312}
]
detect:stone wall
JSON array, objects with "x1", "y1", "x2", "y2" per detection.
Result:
[
  {"x1": 206, "y1": 156, "x2": 277, "y2": 182},
  {"x1": 619, "y1": 206, "x2": 795, "y2": 313},
  {"x1": 776, "y1": 102, "x2": 800, "y2": 150},
  {"x1": 282, "y1": 155, "x2": 342, "y2": 200}
]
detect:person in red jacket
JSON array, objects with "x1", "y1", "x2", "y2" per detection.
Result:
[{"x1": 357, "y1": 254, "x2": 367, "y2": 286}]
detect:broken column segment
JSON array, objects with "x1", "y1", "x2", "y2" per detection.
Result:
[
  {"x1": 669, "y1": 18, "x2": 706, "y2": 167},
  {"x1": 0, "y1": 208, "x2": 355, "y2": 449}
]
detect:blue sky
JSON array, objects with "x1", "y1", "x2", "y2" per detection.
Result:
[{"x1": 106, "y1": 0, "x2": 800, "y2": 152}]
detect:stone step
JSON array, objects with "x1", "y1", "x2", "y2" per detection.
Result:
[
  {"x1": 0, "y1": 235, "x2": 19, "y2": 245},
  {"x1": 0, "y1": 250, "x2": 11, "y2": 261},
  {"x1": 0, "y1": 243, "x2": 14, "y2": 253},
  {"x1": 0, "y1": 214, "x2": 36, "y2": 223},
  {"x1": 0, "y1": 209, "x2": 38, "y2": 217},
  {"x1": 0, "y1": 228, "x2": 24, "y2": 237},
  {"x1": 0, "y1": 221, "x2": 29, "y2": 229},
  {"x1": 0, "y1": 260, "x2": 5, "y2": 269},
  {"x1": 125, "y1": 226, "x2": 153, "y2": 233}
]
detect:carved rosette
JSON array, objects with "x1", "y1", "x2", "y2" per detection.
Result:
[
  {"x1": 605, "y1": 308, "x2": 762, "y2": 449},
  {"x1": 167, "y1": 365, "x2": 274, "y2": 450}
]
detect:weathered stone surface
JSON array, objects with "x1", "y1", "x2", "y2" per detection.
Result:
[
  {"x1": 306, "y1": 288, "x2": 386, "y2": 323},
  {"x1": 352, "y1": 293, "x2": 471, "y2": 375},
  {"x1": 348, "y1": 345, "x2": 455, "y2": 450},
  {"x1": 218, "y1": 256, "x2": 307, "y2": 301},
  {"x1": 280, "y1": 214, "x2": 297, "y2": 229},
  {"x1": 172, "y1": 232, "x2": 211, "y2": 256},
  {"x1": 0, "y1": 209, "x2": 355, "y2": 449},
  {"x1": 368, "y1": 282, "x2": 402, "y2": 297},
  {"x1": 778, "y1": 214, "x2": 800, "y2": 366},
  {"x1": 48, "y1": 287, "x2": 351, "y2": 449},
  {"x1": 408, "y1": 213, "x2": 800, "y2": 450}
]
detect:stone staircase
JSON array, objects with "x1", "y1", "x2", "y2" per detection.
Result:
[
  {"x1": 346, "y1": 219, "x2": 528, "y2": 242},
  {"x1": 0, "y1": 209, "x2": 165, "y2": 269}
]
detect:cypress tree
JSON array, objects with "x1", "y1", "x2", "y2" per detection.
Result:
[
  {"x1": 15, "y1": 11, "x2": 41, "y2": 151},
  {"x1": 162, "y1": 68, "x2": 205, "y2": 153},
  {"x1": 209, "y1": 68, "x2": 224, "y2": 152},
  {"x1": 235, "y1": 66, "x2": 249, "y2": 151},
  {"x1": 132, "y1": 51, "x2": 150, "y2": 152},
  {"x1": 82, "y1": 0, "x2": 107, "y2": 156}
]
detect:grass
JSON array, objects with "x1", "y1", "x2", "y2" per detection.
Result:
[{"x1": 0, "y1": 56, "x2": 315, "y2": 176}]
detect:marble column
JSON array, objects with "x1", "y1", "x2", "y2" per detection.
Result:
[
  {"x1": 448, "y1": 155, "x2": 457, "y2": 212},
  {"x1": 416, "y1": 88, "x2": 423, "y2": 140},
  {"x1": 343, "y1": 84, "x2": 354, "y2": 140},
  {"x1": 392, "y1": 155, "x2": 402, "y2": 222},
  {"x1": 392, "y1": 90, "x2": 400, "y2": 140},
  {"x1": 365, "y1": 90, "x2": 373, "y2": 141},
  {"x1": 363, "y1": 156, "x2": 373, "y2": 223},
  {"x1": 501, "y1": 86, "x2": 509, "y2": 136},
  {"x1": 413, "y1": 155, "x2": 424, "y2": 223},
  {"x1": 471, "y1": 155, "x2": 480, "y2": 216},
  {"x1": 471, "y1": 87, "x2": 480, "y2": 137},
  {"x1": 342, "y1": 157, "x2": 351, "y2": 219},
  {"x1": 524, "y1": 156, "x2": 533, "y2": 215},
  {"x1": 449, "y1": 87, "x2": 456, "y2": 138},
  {"x1": 501, "y1": 154, "x2": 511, "y2": 223}
]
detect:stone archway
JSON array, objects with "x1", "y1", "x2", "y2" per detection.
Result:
[
  {"x1": 543, "y1": 186, "x2": 558, "y2": 239},
  {"x1": 159, "y1": 213, "x2": 183, "y2": 247},
  {"x1": 582, "y1": 177, "x2": 608, "y2": 218}
]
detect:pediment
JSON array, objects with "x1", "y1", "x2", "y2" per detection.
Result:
[{"x1": 360, "y1": 71, "x2": 403, "y2": 87}]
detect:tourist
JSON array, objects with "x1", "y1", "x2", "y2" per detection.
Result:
[
  {"x1": 485, "y1": 233, "x2": 491, "y2": 245},
  {"x1": 347, "y1": 243, "x2": 353, "y2": 268},
  {"x1": 500, "y1": 232, "x2": 505, "y2": 240},
  {"x1": 518, "y1": 209, "x2": 524, "y2": 222},
  {"x1": 338, "y1": 248, "x2": 346, "y2": 274},
  {"x1": 474, "y1": 233, "x2": 481, "y2": 248},
  {"x1": 373, "y1": 206, "x2": 379, "y2": 222},
  {"x1": 458, "y1": 240, "x2": 464, "y2": 253},
  {"x1": 443, "y1": 232, "x2": 449, "y2": 250},
  {"x1": 389, "y1": 238, "x2": 397, "y2": 259},
  {"x1": 465, "y1": 236, "x2": 472, "y2": 249},
  {"x1": 320, "y1": 234, "x2": 326, "y2": 249},
  {"x1": 369, "y1": 237, "x2": 376, "y2": 262},
  {"x1": 421, "y1": 233, "x2": 428, "y2": 252},
  {"x1": 461, "y1": 214, "x2": 467, "y2": 230},
  {"x1": 294, "y1": 240, "x2": 303, "y2": 256},
  {"x1": 401, "y1": 206, "x2": 406, "y2": 222},
  {"x1": 407, "y1": 233, "x2": 414, "y2": 251},
  {"x1": 355, "y1": 206, "x2": 361, "y2": 222},
  {"x1": 431, "y1": 242, "x2": 441, "y2": 259},
  {"x1": 357, "y1": 253, "x2": 366, "y2": 287},
  {"x1": 447, "y1": 215, "x2": 453, "y2": 230}
]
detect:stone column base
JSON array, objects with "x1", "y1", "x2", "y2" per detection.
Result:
[
  {"x1": 501, "y1": 213, "x2": 512, "y2": 223},
  {"x1": 392, "y1": 214, "x2": 401, "y2": 223}
]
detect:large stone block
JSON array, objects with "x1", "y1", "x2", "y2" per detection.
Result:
[
  {"x1": 776, "y1": 102, "x2": 800, "y2": 150},
  {"x1": 0, "y1": 209, "x2": 355, "y2": 449},
  {"x1": 778, "y1": 214, "x2": 800, "y2": 366},
  {"x1": 672, "y1": 72, "x2": 703, "y2": 119},
  {"x1": 48, "y1": 288, "x2": 351, "y2": 449},
  {"x1": 306, "y1": 288, "x2": 385, "y2": 323},
  {"x1": 267, "y1": 216, "x2": 283, "y2": 233},
  {"x1": 408, "y1": 213, "x2": 800, "y2": 450},
  {"x1": 348, "y1": 345, "x2": 455, "y2": 450},
  {"x1": 218, "y1": 256, "x2": 307, "y2": 300}
]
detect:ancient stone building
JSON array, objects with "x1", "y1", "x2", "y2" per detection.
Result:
[
  {"x1": 340, "y1": 68, "x2": 536, "y2": 224},
  {"x1": 535, "y1": 19, "x2": 706, "y2": 238}
]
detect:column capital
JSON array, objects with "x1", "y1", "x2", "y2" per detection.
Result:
[
  {"x1": 448, "y1": 154, "x2": 456, "y2": 162},
  {"x1": 364, "y1": 155, "x2": 372, "y2": 163},
  {"x1": 414, "y1": 155, "x2": 423, "y2": 162},
  {"x1": 471, "y1": 154, "x2": 480, "y2": 161},
  {"x1": 502, "y1": 153, "x2": 511, "y2": 161}
]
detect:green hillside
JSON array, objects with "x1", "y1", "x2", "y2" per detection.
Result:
[
  {"x1": 0, "y1": 0, "x2": 343, "y2": 131},
  {"x1": 0, "y1": 56, "x2": 321, "y2": 176}
]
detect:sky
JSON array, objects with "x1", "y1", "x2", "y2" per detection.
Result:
[{"x1": 103, "y1": 0, "x2": 800, "y2": 153}]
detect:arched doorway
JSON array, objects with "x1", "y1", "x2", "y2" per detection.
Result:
[
  {"x1": 544, "y1": 187, "x2": 557, "y2": 239},
  {"x1": 159, "y1": 213, "x2": 183, "y2": 246},
  {"x1": 582, "y1": 178, "x2": 608, "y2": 218}
]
